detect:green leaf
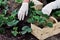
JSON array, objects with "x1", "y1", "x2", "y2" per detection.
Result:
[
  {"x1": 8, "y1": 10, "x2": 17, "y2": 20},
  {"x1": 58, "y1": 14, "x2": 60, "y2": 17},
  {"x1": 11, "y1": 9, "x2": 17, "y2": 16},
  {"x1": 15, "y1": 0, "x2": 23, "y2": 3},
  {"x1": 11, "y1": 31, "x2": 18, "y2": 36},
  {"x1": 8, "y1": 16, "x2": 15, "y2": 21},
  {"x1": 39, "y1": 20, "x2": 45, "y2": 24},
  {"x1": 43, "y1": 14, "x2": 49, "y2": 19},
  {"x1": 27, "y1": 28, "x2": 32, "y2": 32},
  {"x1": 21, "y1": 28, "x2": 31, "y2": 35},
  {"x1": 0, "y1": 28, "x2": 5, "y2": 34},
  {"x1": 0, "y1": 0, "x2": 7, "y2": 6},
  {"x1": 29, "y1": 1, "x2": 34, "y2": 6},
  {"x1": 21, "y1": 26, "x2": 32, "y2": 34},
  {"x1": 27, "y1": 18, "x2": 34, "y2": 23},
  {"x1": 0, "y1": 22, "x2": 3, "y2": 27},
  {"x1": 7, "y1": 20, "x2": 19, "y2": 26},
  {"x1": 0, "y1": 14, "x2": 5, "y2": 27},
  {"x1": 0, "y1": 0, "x2": 2, "y2": 5},
  {"x1": 39, "y1": 17, "x2": 46, "y2": 22},
  {"x1": 21, "y1": 30, "x2": 27, "y2": 35},
  {"x1": 47, "y1": 22, "x2": 53, "y2": 27},
  {"x1": 33, "y1": 16, "x2": 40, "y2": 20},
  {"x1": 35, "y1": 11, "x2": 43, "y2": 15},
  {"x1": 13, "y1": 27, "x2": 18, "y2": 31},
  {"x1": 52, "y1": 10, "x2": 60, "y2": 18},
  {"x1": 3, "y1": 9, "x2": 8, "y2": 14},
  {"x1": 22, "y1": 26, "x2": 29, "y2": 30}
]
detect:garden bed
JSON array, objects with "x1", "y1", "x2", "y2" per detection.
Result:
[{"x1": 0, "y1": 0, "x2": 60, "y2": 40}]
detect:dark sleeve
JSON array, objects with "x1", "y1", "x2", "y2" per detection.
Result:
[
  {"x1": 39, "y1": 0, "x2": 55, "y2": 6},
  {"x1": 46, "y1": 0, "x2": 55, "y2": 3}
]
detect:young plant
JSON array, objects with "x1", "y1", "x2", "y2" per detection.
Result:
[
  {"x1": 11, "y1": 27, "x2": 18, "y2": 36},
  {"x1": 0, "y1": 9, "x2": 19, "y2": 27},
  {"x1": 11, "y1": 26, "x2": 32, "y2": 36},
  {"x1": 21, "y1": 26, "x2": 32, "y2": 35},
  {"x1": 0, "y1": 0, "x2": 32, "y2": 37},
  {"x1": 0, "y1": 0, "x2": 7, "y2": 6},
  {"x1": 52, "y1": 10, "x2": 60, "y2": 18},
  {"x1": 6, "y1": 10, "x2": 19, "y2": 26},
  {"x1": 0, "y1": 28, "x2": 5, "y2": 34},
  {"x1": 15, "y1": 0, "x2": 23, "y2": 3},
  {"x1": 27, "y1": 1, "x2": 53, "y2": 27}
]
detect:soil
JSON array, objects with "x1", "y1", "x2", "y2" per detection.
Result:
[
  {"x1": 45, "y1": 34, "x2": 60, "y2": 40},
  {"x1": 0, "y1": 21, "x2": 39, "y2": 40},
  {"x1": 0, "y1": 0, "x2": 60, "y2": 40},
  {"x1": 0, "y1": 33, "x2": 38, "y2": 40}
]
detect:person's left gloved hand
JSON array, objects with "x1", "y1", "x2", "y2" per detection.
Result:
[
  {"x1": 18, "y1": 2, "x2": 28, "y2": 20},
  {"x1": 42, "y1": 0, "x2": 60, "y2": 16},
  {"x1": 42, "y1": 3, "x2": 53, "y2": 15}
]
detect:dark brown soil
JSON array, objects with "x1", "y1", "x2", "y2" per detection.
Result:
[
  {"x1": 45, "y1": 34, "x2": 60, "y2": 40},
  {"x1": 1, "y1": 32, "x2": 60, "y2": 40},
  {"x1": 0, "y1": 33, "x2": 38, "y2": 40}
]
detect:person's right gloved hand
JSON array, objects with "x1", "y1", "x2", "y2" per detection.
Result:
[
  {"x1": 18, "y1": 0, "x2": 29, "y2": 20},
  {"x1": 18, "y1": 2, "x2": 29, "y2": 20}
]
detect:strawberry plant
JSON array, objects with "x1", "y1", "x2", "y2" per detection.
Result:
[
  {"x1": 11, "y1": 27, "x2": 18, "y2": 36},
  {"x1": 52, "y1": 10, "x2": 60, "y2": 19},
  {"x1": 21, "y1": 26, "x2": 32, "y2": 35},
  {"x1": 0, "y1": 0, "x2": 32, "y2": 37},
  {"x1": 0, "y1": 0, "x2": 7, "y2": 6},
  {"x1": 0, "y1": 0, "x2": 20, "y2": 35},
  {"x1": 27, "y1": 1, "x2": 53, "y2": 28},
  {"x1": 0, "y1": 10, "x2": 19, "y2": 27},
  {"x1": 15, "y1": 0, "x2": 23, "y2": 3},
  {"x1": 11, "y1": 26, "x2": 32, "y2": 36}
]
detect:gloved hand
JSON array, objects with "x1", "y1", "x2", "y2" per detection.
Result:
[
  {"x1": 42, "y1": 0, "x2": 60, "y2": 16},
  {"x1": 18, "y1": 2, "x2": 28, "y2": 20},
  {"x1": 42, "y1": 3, "x2": 53, "y2": 15}
]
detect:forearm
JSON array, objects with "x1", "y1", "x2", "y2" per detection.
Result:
[
  {"x1": 42, "y1": 0, "x2": 60, "y2": 16},
  {"x1": 56, "y1": 0, "x2": 60, "y2": 9},
  {"x1": 47, "y1": 0, "x2": 60, "y2": 9},
  {"x1": 23, "y1": 0, "x2": 30, "y2": 3}
]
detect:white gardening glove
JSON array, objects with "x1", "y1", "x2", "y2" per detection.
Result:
[
  {"x1": 42, "y1": 0, "x2": 60, "y2": 16},
  {"x1": 56, "y1": 0, "x2": 60, "y2": 8},
  {"x1": 18, "y1": 3, "x2": 28, "y2": 20}
]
